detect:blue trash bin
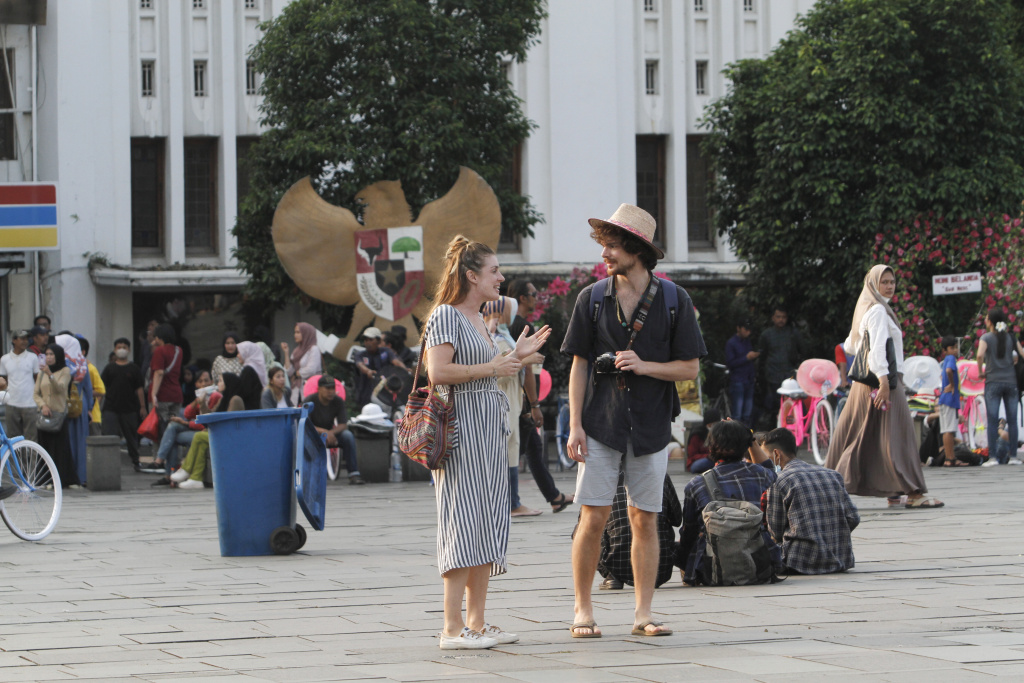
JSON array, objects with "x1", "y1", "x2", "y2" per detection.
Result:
[{"x1": 197, "y1": 406, "x2": 326, "y2": 557}]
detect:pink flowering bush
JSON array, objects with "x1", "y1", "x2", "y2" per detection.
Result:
[{"x1": 871, "y1": 212, "x2": 1024, "y2": 357}]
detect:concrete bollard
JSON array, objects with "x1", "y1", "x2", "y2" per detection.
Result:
[{"x1": 86, "y1": 435, "x2": 122, "y2": 491}]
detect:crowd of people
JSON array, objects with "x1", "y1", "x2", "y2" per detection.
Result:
[{"x1": 1, "y1": 202, "x2": 1020, "y2": 652}]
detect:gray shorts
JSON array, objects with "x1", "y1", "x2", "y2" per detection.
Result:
[
  {"x1": 575, "y1": 437, "x2": 669, "y2": 513},
  {"x1": 938, "y1": 404, "x2": 958, "y2": 434}
]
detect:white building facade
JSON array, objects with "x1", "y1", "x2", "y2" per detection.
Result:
[{"x1": 0, "y1": 0, "x2": 815, "y2": 357}]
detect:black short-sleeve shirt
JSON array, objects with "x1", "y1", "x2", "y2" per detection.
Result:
[
  {"x1": 560, "y1": 276, "x2": 707, "y2": 456},
  {"x1": 304, "y1": 394, "x2": 348, "y2": 431}
]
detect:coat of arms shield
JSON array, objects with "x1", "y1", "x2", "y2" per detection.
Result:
[{"x1": 355, "y1": 226, "x2": 425, "y2": 321}]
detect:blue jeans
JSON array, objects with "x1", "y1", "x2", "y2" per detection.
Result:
[
  {"x1": 729, "y1": 379, "x2": 755, "y2": 427},
  {"x1": 985, "y1": 382, "x2": 1019, "y2": 464},
  {"x1": 322, "y1": 429, "x2": 360, "y2": 477},
  {"x1": 689, "y1": 457, "x2": 712, "y2": 474},
  {"x1": 509, "y1": 466, "x2": 520, "y2": 509},
  {"x1": 156, "y1": 421, "x2": 196, "y2": 470}
]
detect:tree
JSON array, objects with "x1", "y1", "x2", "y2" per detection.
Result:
[
  {"x1": 701, "y1": 0, "x2": 1024, "y2": 351},
  {"x1": 235, "y1": 0, "x2": 545, "y2": 328}
]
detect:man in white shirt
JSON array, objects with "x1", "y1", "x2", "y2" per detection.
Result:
[{"x1": 0, "y1": 329, "x2": 40, "y2": 441}]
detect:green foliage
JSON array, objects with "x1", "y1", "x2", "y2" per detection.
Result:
[
  {"x1": 701, "y1": 0, "x2": 1024, "y2": 354},
  {"x1": 234, "y1": 0, "x2": 545, "y2": 329}
]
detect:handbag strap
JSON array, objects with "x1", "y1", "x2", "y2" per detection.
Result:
[{"x1": 410, "y1": 314, "x2": 456, "y2": 393}]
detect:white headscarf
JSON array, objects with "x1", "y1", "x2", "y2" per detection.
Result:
[
  {"x1": 848, "y1": 264, "x2": 901, "y2": 349},
  {"x1": 55, "y1": 333, "x2": 88, "y2": 383},
  {"x1": 236, "y1": 341, "x2": 268, "y2": 387}
]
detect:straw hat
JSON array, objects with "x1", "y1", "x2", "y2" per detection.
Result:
[
  {"x1": 776, "y1": 378, "x2": 806, "y2": 397},
  {"x1": 957, "y1": 359, "x2": 984, "y2": 396},
  {"x1": 903, "y1": 356, "x2": 942, "y2": 394},
  {"x1": 796, "y1": 359, "x2": 841, "y2": 398},
  {"x1": 588, "y1": 204, "x2": 664, "y2": 260}
]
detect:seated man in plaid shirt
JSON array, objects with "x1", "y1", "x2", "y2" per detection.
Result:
[{"x1": 761, "y1": 428, "x2": 860, "y2": 574}]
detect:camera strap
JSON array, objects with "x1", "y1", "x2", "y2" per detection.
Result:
[{"x1": 623, "y1": 275, "x2": 661, "y2": 352}]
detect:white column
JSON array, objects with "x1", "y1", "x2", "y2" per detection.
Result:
[
  {"x1": 667, "y1": 0, "x2": 689, "y2": 263},
  {"x1": 219, "y1": 0, "x2": 238, "y2": 266},
  {"x1": 523, "y1": 17, "x2": 552, "y2": 263},
  {"x1": 166, "y1": 2, "x2": 185, "y2": 264}
]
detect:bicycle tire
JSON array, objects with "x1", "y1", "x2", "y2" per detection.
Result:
[
  {"x1": 810, "y1": 400, "x2": 834, "y2": 465},
  {"x1": 326, "y1": 447, "x2": 341, "y2": 481},
  {"x1": 0, "y1": 440, "x2": 62, "y2": 541}
]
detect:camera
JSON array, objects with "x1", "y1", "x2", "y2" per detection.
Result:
[{"x1": 593, "y1": 352, "x2": 620, "y2": 375}]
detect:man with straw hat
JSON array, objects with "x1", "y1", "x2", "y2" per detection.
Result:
[{"x1": 561, "y1": 204, "x2": 707, "y2": 638}]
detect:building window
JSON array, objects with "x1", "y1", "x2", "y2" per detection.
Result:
[
  {"x1": 0, "y1": 50, "x2": 15, "y2": 161},
  {"x1": 497, "y1": 142, "x2": 523, "y2": 253},
  {"x1": 695, "y1": 61, "x2": 707, "y2": 95},
  {"x1": 131, "y1": 138, "x2": 165, "y2": 251},
  {"x1": 686, "y1": 136, "x2": 713, "y2": 245},
  {"x1": 245, "y1": 60, "x2": 258, "y2": 95},
  {"x1": 184, "y1": 138, "x2": 217, "y2": 252},
  {"x1": 141, "y1": 61, "x2": 155, "y2": 97},
  {"x1": 140, "y1": 0, "x2": 152, "y2": 8},
  {"x1": 694, "y1": 0, "x2": 705, "y2": 12},
  {"x1": 644, "y1": 0, "x2": 656, "y2": 12},
  {"x1": 645, "y1": 60, "x2": 658, "y2": 95},
  {"x1": 244, "y1": 0, "x2": 258, "y2": 9},
  {"x1": 192, "y1": 0, "x2": 204, "y2": 8},
  {"x1": 744, "y1": 0, "x2": 755, "y2": 11},
  {"x1": 193, "y1": 61, "x2": 207, "y2": 97},
  {"x1": 636, "y1": 135, "x2": 666, "y2": 248}
]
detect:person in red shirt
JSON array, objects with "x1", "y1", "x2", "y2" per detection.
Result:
[
  {"x1": 148, "y1": 324, "x2": 183, "y2": 469},
  {"x1": 686, "y1": 408, "x2": 720, "y2": 474}
]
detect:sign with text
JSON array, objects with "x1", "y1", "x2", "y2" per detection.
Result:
[
  {"x1": 0, "y1": 182, "x2": 59, "y2": 251},
  {"x1": 932, "y1": 272, "x2": 981, "y2": 296}
]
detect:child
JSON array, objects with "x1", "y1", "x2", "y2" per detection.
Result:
[
  {"x1": 686, "y1": 408, "x2": 721, "y2": 474},
  {"x1": 937, "y1": 336, "x2": 960, "y2": 467}
]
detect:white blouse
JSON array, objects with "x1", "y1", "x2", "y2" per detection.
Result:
[{"x1": 843, "y1": 304, "x2": 904, "y2": 377}]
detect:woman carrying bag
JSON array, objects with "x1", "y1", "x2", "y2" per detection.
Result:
[
  {"x1": 826, "y1": 264, "x2": 942, "y2": 509},
  {"x1": 977, "y1": 308, "x2": 1024, "y2": 465},
  {"x1": 33, "y1": 344, "x2": 77, "y2": 488}
]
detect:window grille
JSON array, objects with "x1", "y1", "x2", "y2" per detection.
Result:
[
  {"x1": 193, "y1": 61, "x2": 207, "y2": 97},
  {"x1": 245, "y1": 60, "x2": 258, "y2": 95},
  {"x1": 645, "y1": 60, "x2": 658, "y2": 95},
  {"x1": 695, "y1": 61, "x2": 707, "y2": 95},
  {"x1": 141, "y1": 61, "x2": 155, "y2": 97}
]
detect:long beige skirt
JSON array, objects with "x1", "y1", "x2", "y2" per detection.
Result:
[{"x1": 825, "y1": 375, "x2": 927, "y2": 498}]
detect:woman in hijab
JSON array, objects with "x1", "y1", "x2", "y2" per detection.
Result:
[
  {"x1": 56, "y1": 333, "x2": 91, "y2": 485},
  {"x1": 236, "y1": 341, "x2": 268, "y2": 387},
  {"x1": 181, "y1": 364, "x2": 201, "y2": 406},
  {"x1": 282, "y1": 322, "x2": 321, "y2": 404},
  {"x1": 825, "y1": 265, "x2": 942, "y2": 508},
  {"x1": 211, "y1": 333, "x2": 243, "y2": 384},
  {"x1": 33, "y1": 344, "x2": 77, "y2": 488}
]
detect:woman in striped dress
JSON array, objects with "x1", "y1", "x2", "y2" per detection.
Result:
[{"x1": 424, "y1": 236, "x2": 551, "y2": 650}]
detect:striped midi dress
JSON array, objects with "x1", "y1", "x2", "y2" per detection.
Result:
[{"x1": 425, "y1": 305, "x2": 511, "y2": 577}]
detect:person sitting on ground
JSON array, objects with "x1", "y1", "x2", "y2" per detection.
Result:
[
  {"x1": 305, "y1": 375, "x2": 364, "y2": 485},
  {"x1": 686, "y1": 409, "x2": 720, "y2": 474},
  {"x1": 590, "y1": 472, "x2": 682, "y2": 590},
  {"x1": 170, "y1": 372, "x2": 235, "y2": 489},
  {"x1": 261, "y1": 366, "x2": 294, "y2": 409},
  {"x1": 152, "y1": 370, "x2": 218, "y2": 485},
  {"x1": 678, "y1": 420, "x2": 782, "y2": 585},
  {"x1": 760, "y1": 428, "x2": 860, "y2": 575},
  {"x1": 211, "y1": 332, "x2": 243, "y2": 384}
]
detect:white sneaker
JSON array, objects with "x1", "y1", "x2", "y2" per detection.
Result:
[
  {"x1": 438, "y1": 627, "x2": 498, "y2": 650},
  {"x1": 177, "y1": 479, "x2": 204, "y2": 489},
  {"x1": 170, "y1": 468, "x2": 191, "y2": 483},
  {"x1": 982, "y1": 459, "x2": 1000, "y2": 467},
  {"x1": 1007, "y1": 459, "x2": 1023, "y2": 466},
  {"x1": 481, "y1": 623, "x2": 519, "y2": 644}
]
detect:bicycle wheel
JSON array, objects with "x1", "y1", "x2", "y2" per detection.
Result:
[
  {"x1": 810, "y1": 400, "x2": 835, "y2": 465},
  {"x1": 967, "y1": 396, "x2": 986, "y2": 450},
  {"x1": 0, "y1": 440, "x2": 62, "y2": 541},
  {"x1": 326, "y1": 447, "x2": 341, "y2": 481}
]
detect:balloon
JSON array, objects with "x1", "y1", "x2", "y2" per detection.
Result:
[
  {"x1": 303, "y1": 374, "x2": 346, "y2": 401},
  {"x1": 538, "y1": 369, "x2": 552, "y2": 402}
]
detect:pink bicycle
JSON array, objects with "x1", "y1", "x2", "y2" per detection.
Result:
[{"x1": 776, "y1": 380, "x2": 835, "y2": 465}]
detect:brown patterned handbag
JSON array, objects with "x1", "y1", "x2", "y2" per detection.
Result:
[{"x1": 396, "y1": 320, "x2": 458, "y2": 470}]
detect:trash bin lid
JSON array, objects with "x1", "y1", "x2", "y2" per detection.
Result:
[{"x1": 294, "y1": 404, "x2": 327, "y2": 531}]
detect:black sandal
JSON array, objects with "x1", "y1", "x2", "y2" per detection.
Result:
[{"x1": 551, "y1": 493, "x2": 573, "y2": 513}]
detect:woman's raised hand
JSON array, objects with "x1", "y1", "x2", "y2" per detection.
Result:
[
  {"x1": 514, "y1": 325, "x2": 552, "y2": 360},
  {"x1": 491, "y1": 352, "x2": 523, "y2": 378}
]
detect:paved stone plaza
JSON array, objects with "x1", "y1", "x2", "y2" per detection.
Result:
[{"x1": 2, "y1": 457, "x2": 1024, "y2": 682}]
